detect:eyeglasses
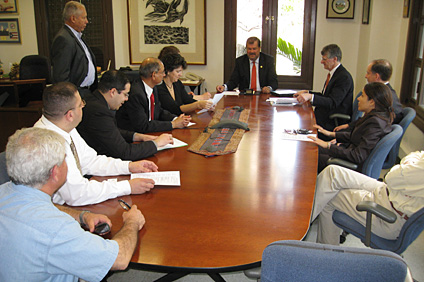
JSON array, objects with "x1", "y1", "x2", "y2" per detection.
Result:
[
  {"x1": 321, "y1": 56, "x2": 334, "y2": 61},
  {"x1": 64, "y1": 99, "x2": 86, "y2": 115},
  {"x1": 118, "y1": 199, "x2": 132, "y2": 211}
]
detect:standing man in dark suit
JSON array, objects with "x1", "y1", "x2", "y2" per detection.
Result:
[
  {"x1": 116, "y1": 58, "x2": 191, "y2": 133},
  {"x1": 51, "y1": 1, "x2": 97, "y2": 98},
  {"x1": 77, "y1": 70, "x2": 174, "y2": 161},
  {"x1": 295, "y1": 44, "x2": 353, "y2": 136},
  {"x1": 216, "y1": 37, "x2": 278, "y2": 94}
]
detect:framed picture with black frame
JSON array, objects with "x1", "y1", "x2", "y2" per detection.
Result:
[
  {"x1": 326, "y1": 0, "x2": 355, "y2": 19},
  {"x1": 0, "y1": 18, "x2": 21, "y2": 43}
]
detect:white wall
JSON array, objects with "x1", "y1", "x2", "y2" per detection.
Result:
[
  {"x1": 1, "y1": 0, "x2": 423, "y2": 154},
  {"x1": 0, "y1": 0, "x2": 38, "y2": 73}
]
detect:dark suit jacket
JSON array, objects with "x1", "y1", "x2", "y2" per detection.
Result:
[
  {"x1": 51, "y1": 25, "x2": 98, "y2": 90},
  {"x1": 157, "y1": 80, "x2": 197, "y2": 115},
  {"x1": 312, "y1": 64, "x2": 354, "y2": 131},
  {"x1": 226, "y1": 52, "x2": 278, "y2": 91},
  {"x1": 387, "y1": 83, "x2": 404, "y2": 124},
  {"x1": 319, "y1": 112, "x2": 392, "y2": 172},
  {"x1": 116, "y1": 77, "x2": 177, "y2": 133},
  {"x1": 77, "y1": 90, "x2": 157, "y2": 161}
]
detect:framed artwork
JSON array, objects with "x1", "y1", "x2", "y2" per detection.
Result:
[
  {"x1": 362, "y1": 0, "x2": 370, "y2": 24},
  {"x1": 0, "y1": 18, "x2": 21, "y2": 43},
  {"x1": 403, "y1": 0, "x2": 411, "y2": 18},
  {"x1": 0, "y1": 0, "x2": 18, "y2": 14},
  {"x1": 326, "y1": 0, "x2": 355, "y2": 19},
  {"x1": 127, "y1": 0, "x2": 206, "y2": 65}
]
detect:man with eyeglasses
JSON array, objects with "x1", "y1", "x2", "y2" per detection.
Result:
[
  {"x1": 294, "y1": 44, "x2": 353, "y2": 139},
  {"x1": 77, "y1": 70, "x2": 174, "y2": 161},
  {"x1": 116, "y1": 57, "x2": 191, "y2": 133},
  {"x1": 34, "y1": 82, "x2": 159, "y2": 206}
]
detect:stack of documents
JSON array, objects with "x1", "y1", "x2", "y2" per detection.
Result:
[
  {"x1": 131, "y1": 171, "x2": 181, "y2": 186},
  {"x1": 266, "y1": 97, "x2": 299, "y2": 106},
  {"x1": 198, "y1": 93, "x2": 224, "y2": 114}
]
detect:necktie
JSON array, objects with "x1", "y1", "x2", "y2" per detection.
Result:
[
  {"x1": 324, "y1": 73, "x2": 331, "y2": 92},
  {"x1": 250, "y1": 61, "x2": 257, "y2": 90},
  {"x1": 150, "y1": 94, "x2": 155, "y2": 120},
  {"x1": 70, "y1": 137, "x2": 82, "y2": 175}
]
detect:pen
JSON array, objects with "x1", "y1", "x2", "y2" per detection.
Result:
[{"x1": 118, "y1": 199, "x2": 131, "y2": 211}]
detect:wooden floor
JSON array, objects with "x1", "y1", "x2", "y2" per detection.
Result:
[{"x1": 0, "y1": 101, "x2": 42, "y2": 151}]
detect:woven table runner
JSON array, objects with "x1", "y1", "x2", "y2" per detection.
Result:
[{"x1": 188, "y1": 108, "x2": 250, "y2": 156}]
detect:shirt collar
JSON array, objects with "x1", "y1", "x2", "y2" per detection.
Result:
[
  {"x1": 11, "y1": 183, "x2": 52, "y2": 203},
  {"x1": 40, "y1": 115, "x2": 73, "y2": 144},
  {"x1": 142, "y1": 80, "x2": 153, "y2": 97},
  {"x1": 65, "y1": 24, "x2": 82, "y2": 39},
  {"x1": 329, "y1": 63, "x2": 341, "y2": 77}
]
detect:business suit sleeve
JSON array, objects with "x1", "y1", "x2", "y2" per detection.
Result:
[
  {"x1": 330, "y1": 116, "x2": 390, "y2": 164},
  {"x1": 80, "y1": 105, "x2": 157, "y2": 161},
  {"x1": 261, "y1": 54, "x2": 278, "y2": 90},
  {"x1": 51, "y1": 33, "x2": 75, "y2": 83},
  {"x1": 313, "y1": 68, "x2": 353, "y2": 111}
]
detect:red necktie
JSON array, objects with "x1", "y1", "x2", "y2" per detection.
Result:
[
  {"x1": 324, "y1": 73, "x2": 331, "y2": 90},
  {"x1": 150, "y1": 94, "x2": 155, "y2": 120},
  {"x1": 250, "y1": 61, "x2": 257, "y2": 90}
]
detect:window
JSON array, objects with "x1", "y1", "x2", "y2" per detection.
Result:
[
  {"x1": 400, "y1": 0, "x2": 424, "y2": 131},
  {"x1": 224, "y1": 0, "x2": 317, "y2": 89}
]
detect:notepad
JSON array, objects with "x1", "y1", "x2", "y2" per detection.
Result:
[
  {"x1": 157, "y1": 137, "x2": 188, "y2": 151},
  {"x1": 131, "y1": 171, "x2": 181, "y2": 186}
]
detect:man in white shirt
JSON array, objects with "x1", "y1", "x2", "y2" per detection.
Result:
[
  {"x1": 34, "y1": 82, "x2": 158, "y2": 206},
  {"x1": 312, "y1": 151, "x2": 424, "y2": 245}
]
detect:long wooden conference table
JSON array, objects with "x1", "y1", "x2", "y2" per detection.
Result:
[{"x1": 85, "y1": 94, "x2": 318, "y2": 281}]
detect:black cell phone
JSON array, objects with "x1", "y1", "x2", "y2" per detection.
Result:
[{"x1": 93, "y1": 222, "x2": 111, "y2": 235}]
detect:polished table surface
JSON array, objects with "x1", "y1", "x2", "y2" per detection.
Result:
[{"x1": 86, "y1": 94, "x2": 318, "y2": 273}]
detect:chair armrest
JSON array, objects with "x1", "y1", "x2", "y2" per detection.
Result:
[
  {"x1": 329, "y1": 113, "x2": 351, "y2": 121},
  {"x1": 244, "y1": 267, "x2": 261, "y2": 279},
  {"x1": 356, "y1": 201, "x2": 397, "y2": 223},
  {"x1": 327, "y1": 158, "x2": 358, "y2": 170}
]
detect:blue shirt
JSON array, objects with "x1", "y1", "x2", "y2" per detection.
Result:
[{"x1": 0, "y1": 182, "x2": 119, "y2": 282}]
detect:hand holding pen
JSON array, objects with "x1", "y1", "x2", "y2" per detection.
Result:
[{"x1": 119, "y1": 199, "x2": 145, "y2": 231}]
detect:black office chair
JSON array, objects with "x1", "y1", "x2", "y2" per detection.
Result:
[
  {"x1": 18, "y1": 55, "x2": 51, "y2": 106},
  {"x1": 329, "y1": 92, "x2": 361, "y2": 127},
  {"x1": 244, "y1": 240, "x2": 409, "y2": 282}
]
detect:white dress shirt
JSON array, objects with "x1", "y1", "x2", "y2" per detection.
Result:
[
  {"x1": 143, "y1": 80, "x2": 154, "y2": 121},
  {"x1": 34, "y1": 116, "x2": 132, "y2": 206}
]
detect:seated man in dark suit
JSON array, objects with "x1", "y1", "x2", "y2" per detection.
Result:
[
  {"x1": 77, "y1": 70, "x2": 173, "y2": 161},
  {"x1": 116, "y1": 58, "x2": 191, "y2": 133},
  {"x1": 216, "y1": 36, "x2": 278, "y2": 94},
  {"x1": 335, "y1": 59, "x2": 403, "y2": 132},
  {"x1": 295, "y1": 44, "x2": 353, "y2": 137}
]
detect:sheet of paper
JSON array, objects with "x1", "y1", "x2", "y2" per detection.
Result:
[
  {"x1": 187, "y1": 122, "x2": 196, "y2": 127},
  {"x1": 222, "y1": 90, "x2": 240, "y2": 96},
  {"x1": 198, "y1": 94, "x2": 224, "y2": 114},
  {"x1": 157, "y1": 137, "x2": 187, "y2": 151},
  {"x1": 272, "y1": 89, "x2": 297, "y2": 95},
  {"x1": 131, "y1": 171, "x2": 181, "y2": 186},
  {"x1": 281, "y1": 133, "x2": 316, "y2": 142},
  {"x1": 266, "y1": 97, "x2": 299, "y2": 105}
]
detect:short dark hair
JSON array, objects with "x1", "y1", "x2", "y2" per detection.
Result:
[
  {"x1": 158, "y1": 46, "x2": 180, "y2": 61},
  {"x1": 161, "y1": 53, "x2": 187, "y2": 75},
  {"x1": 371, "y1": 59, "x2": 393, "y2": 82},
  {"x1": 246, "y1": 36, "x2": 261, "y2": 47},
  {"x1": 42, "y1": 82, "x2": 78, "y2": 120},
  {"x1": 363, "y1": 82, "x2": 394, "y2": 123},
  {"x1": 139, "y1": 58, "x2": 162, "y2": 79},
  {"x1": 321, "y1": 44, "x2": 342, "y2": 62},
  {"x1": 98, "y1": 70, "x2": 130, "y2": 93}
]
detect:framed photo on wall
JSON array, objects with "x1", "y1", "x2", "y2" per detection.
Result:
[
  {"x1": 0, "y1": 0, "x2": 18, "y2": 14},
  {"x1": 326, "y1": 0, "x2": 355, "y2": 19},
  {"x1": 127, "y1": 0, "x2": 206, "y2": 65},
  {"x1": 0, "y1": 18, "x2": 21, "y2": 43}
]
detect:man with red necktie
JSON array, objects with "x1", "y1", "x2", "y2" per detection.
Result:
[
  {"x1": 216, "y1": 37, "x2": 278, "y2": 94},
  {"x1": 294, "y1": 44, "x2": 353, "y2": 138}
]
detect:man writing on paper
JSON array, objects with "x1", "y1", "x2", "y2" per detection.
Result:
[
  {"x1": 0, "y1": 127, "x2": 145, "y2": 281},
  {"x1": 78, "y1": 70, "x2": 173, "y2": 161},
  {"x1": 216, "y1": 37, "x2": 278, "y2": 94},
  {"x1": 34, "y1": 82, "x2": 157, "y2": 206}
]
